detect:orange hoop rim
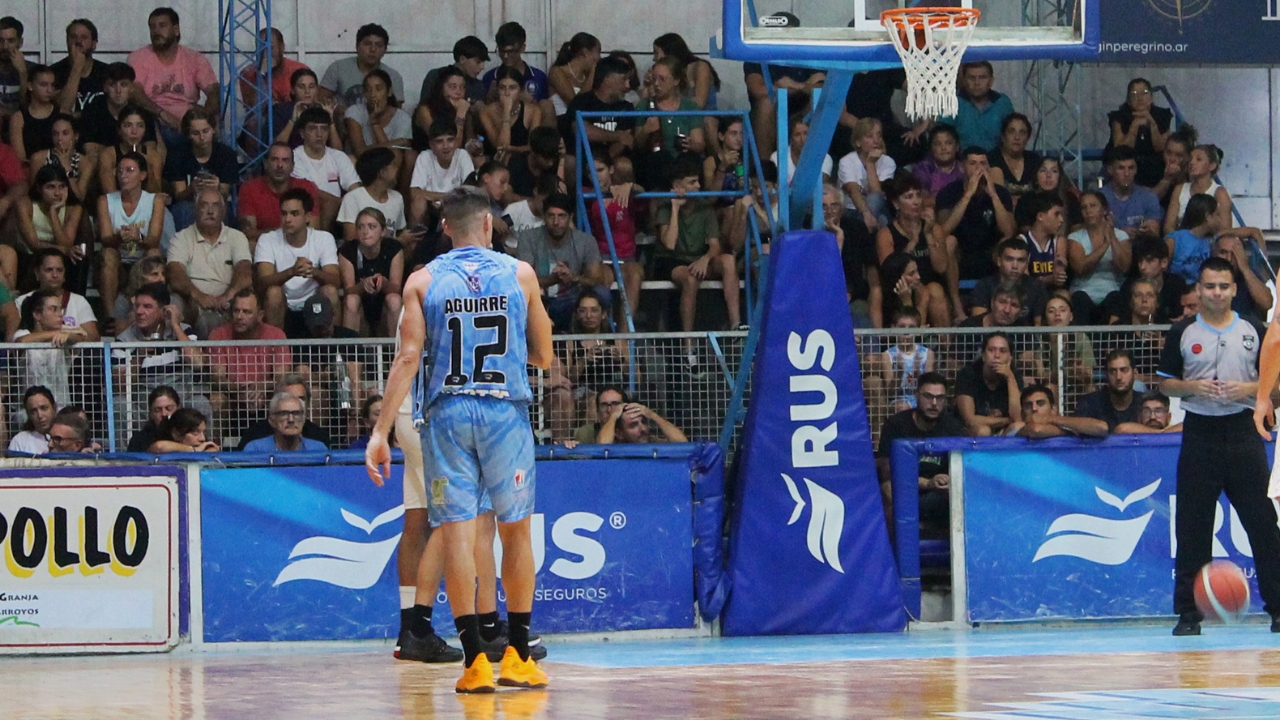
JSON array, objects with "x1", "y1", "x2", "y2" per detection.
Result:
[{"x1": 880, "y1": 7, "x2": 982, "y2": 29}]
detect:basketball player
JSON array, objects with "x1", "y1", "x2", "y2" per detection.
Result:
[
  {"x1": 368, "y1": 187, "x2": 552, "y2": 692},
  {"x1": 1159, "y1": 256, "x2": 1280, "y2": 636}
]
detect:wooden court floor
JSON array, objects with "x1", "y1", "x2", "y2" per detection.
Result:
[{"x1": 4, "y1": 625, "x2": 1280, "y2": 719}]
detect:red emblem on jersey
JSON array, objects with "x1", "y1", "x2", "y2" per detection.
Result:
[{"x1": 1192, "y1": 343, "x2": 1203, "y2": 354}]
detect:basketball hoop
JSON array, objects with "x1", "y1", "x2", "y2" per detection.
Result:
[{"x1": 881, "y1": 7, "x2": 981, "y2": 121}]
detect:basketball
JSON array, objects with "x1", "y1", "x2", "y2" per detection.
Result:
[
  {"x1": 898, "y1": 24, "x2": 930, "y2": 51},
  {"x1": 1193, "y1": 560, "x2": 1251, "y2": 623}
]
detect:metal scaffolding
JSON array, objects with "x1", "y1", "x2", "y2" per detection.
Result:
[
  {"x1": 1022, "y1": 0, "x2": 1085, "y2": 188},
  {"x1": 217, "y1": 0, "x2": 274, "y2": 178}
]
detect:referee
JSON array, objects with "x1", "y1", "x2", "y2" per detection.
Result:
[{"x1": 1158, "y1": 256, "x2": 1280, "y2": 636}]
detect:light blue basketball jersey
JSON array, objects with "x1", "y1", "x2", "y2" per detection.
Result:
[{"x1": 419, "y1": 245, "x2": 531, "y2": 410}]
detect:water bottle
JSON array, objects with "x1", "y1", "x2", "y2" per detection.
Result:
[{"x1": 335, "y1": 353, "x2": 352, "y2": 411}]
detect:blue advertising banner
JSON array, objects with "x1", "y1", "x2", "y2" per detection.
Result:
[
  {"x1": 723, "y1": 230, "x2": 906, "y2": 636},
  {"x1": 200, "y1": 457, "x2": 695, "y2": 642},
  {"x1": 1099, "y1": 2, "x2": 1280, "y2": 64},
  {"x1": 961, "y1": 436, "x2": 1276, "y2": 622}
]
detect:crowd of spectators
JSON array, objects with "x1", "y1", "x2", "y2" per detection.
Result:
[{"x1": 0, "y1": 10, "x2": 1264, "y2": 456}]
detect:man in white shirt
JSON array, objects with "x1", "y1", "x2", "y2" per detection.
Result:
[
  {"x1": 254, "y1": 188, "x2": 341, "y2": 338},
  {"x1": 291, "y1": 106, "x2": 361, "y2": 229},
  {"x1": 166, "y1": 188, "x2": 254, "y2": 338},
  {"x1": 409, "y1": 117, "x2": 473, "y2": 226}
]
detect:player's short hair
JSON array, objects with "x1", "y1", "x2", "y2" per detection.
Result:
[
  {"x1": 279, "y1": 187, "x2": 314, "y2": 214},
  {"x1": 1021, "y1": 383, "x2": 1056, "y2": 407},
  {"x1": 440, "y1": 187, "x2": 494, "y2": 237},
  {"x1": 1198, "y1": 256, "x2": 1235, "y2": 279}
]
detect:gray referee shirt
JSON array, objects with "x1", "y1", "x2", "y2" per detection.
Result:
[{"x1": 1157, "y1": 313, "x2": 1266, "y2": 416}]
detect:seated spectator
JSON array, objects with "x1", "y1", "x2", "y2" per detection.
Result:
[
  {"x1": 1164, "y1": 143, "x2": 1232, "y2": 235},
  {"x1": 831, "y1": 67, "x2": 922, "y2": 167},
  {"x1": 1177, "y1": 285, "x2": 1200, "y2": 320},
  {"x1": 236, "y1": 373, "x2": 334, "y2": 450},
  {"x1": 912, "y1": 124, "x2": 963, "y2": 200},
  {"x1": 820, "y1": 179, "x2": 876, "y2": 328},
  {"x1": 635, "y1": 56, "x2": 704, "y2": 190},
  {"x1": 16, "y1": 165, "x2": 86, "y2": 276},
  {"x1": 208, "y1": 287, "x2": 291, "y2": 419},
  {"x1": 127, "y1": 8, "x2": 219, "y2": 147},
  {"x1": 1113, "y1": 278, "x2": 1165, "y2": 325},
  {"x1": 164, "y1": 107, "x2": 239, "y2": 230},
  {"x1": 412, "y1": 66, "x2": 473, "y2": 156},
  {"x1": 422, "y1": 36, "x2": 488, "y2": 109},
  {"x1": 96, "y1": 105, "x2": 166, "y2": 195},
  {"x1": 878, "y1": 252, "x2": 946, "y2": 333},
  {"x1": 478, "y1": 66, "x2": 542, "y2": 160},
  {"x1": 51, "y1": 18, "x2": 107, "y2": 116},
  {"x1": 48, "y1": 410, "x2": 90, "y2": 454},
  {"x1": 13, "y1": 287, "x2": 85, "y2": 406},
  {"x1": 1029, "y1": 295, "x2": 1095, "y2": 394},
  {"x1": 508, "y1": 126, "x2": 566, "y2": 199},
  {"x1": 238, "y1": 28, "x2": 308, "y2": 106},
  {"x1": 9, "y1": 385, "x2": 56, "y2": 454},
  {"x1": 936, "y1": 146, "x2": 1015, "y2": 281},
  {"x1": 78, "y1": 63, "x2": 159, "y2": 153},
  {"x1": 585, "y1": 157, "x2": 642, "y2": 322},
  {"x1": 516, "y1": 193, "x2": 608, "y2": 331},
  {"x1": 1114, "y1": 389, "x2": 1183, "y2": 434},
  {"x1": 596, "y1": 401, "x2": 687, "y2": 444},
  {"x1": 879, "y1": 308, "x2": 933, "y2": 412},
  {"x1": 875, "y1": 176, "x2": 957, "y2": 327},
  {"x1": 236, "y1": 142, "x2": 321, "y2": 246},
  {"x1": 0, "y1": 17, "x2": 23, "y2": 126},
  {"x1": 741, "y1": 14, "x2": 823, "y2": 158},
  {"x1": 1067, "y1": 190, "x2": 1130, "y2": 323},
  {"x1": 16, "y1": 248, "x2": 98, "y2": 340},
  {"x1": 319, "y1": 23, "x2": 404, "y2": 110},
  {"x1": 29, "y1": 113, "x2": 96, "y2": 205},
  {"x1": 955, "y1": 331, "x2": 1023, "y2": 436},
  {"x1": 987, "y1": 113, "x2": 1040, "y2": 204},
  {"x1": 653, "y1": 157, "x2": 741, "y2": 362},
  {"x1": 1212, "y1": 230, "x2": 1273, "y2": 321},
  {"x1": 1005, "y1": 383, "x2": 1108, "y2": 438},
  {"x1": 1100, "y1": 146, "x2": 1161, "y2": 237},
  {"x1": 254, "y1": 188, "x2": 340, "y2": 337},
  {"x1": 770, "y1": 116, "x2": 831, "y2": 186},
  {"x1": 969, "y1": 238, "x2": 1046, "y2": 325},
  {"x1": 291, "y1": 107, "x2": 360, "y2": 229},
  {"x1": 339, "y1": 207, "x2": 404, "y2": 336},
  {"x1": 1152, "y1": 128, "x2": 1194, "y2": 211},
  {"x1": 1105, "y1": 78, "x2": 1173, "y2": 188},
  {"x1": 653, "y1": 32, "x2": 720, "y2": 113},
  {"x1": 562, "y1": 56, "x2": 636, "y2": 163},
  {"x1": 338, "y1": 147, "x2": 410, "y2": 241},
  {"x1": 243, "y1": 392, "x2": 328, "y2": 452},
  {"x1": 838, "y1": 118, "x2": 893, "y2": 230},
  {"x1": 703, "y1": 116, "x2": 747, "y2": 217},
  {"x1": 345, "y1": 69, "x2": 413, "y2": 156},
  {"x1": 148, "y1": 406, "x2": 219, "y2": 452},
  {"x1": 874, "y1": 371, "x2": 965, "y2": 537},
  {"x1": 483, "y1": 22, "x2": 549, "y2": 102},
  {"x1": 573, "y1": 385, "x2": 624, "y2": 445},
  {"x1": 1073, "y1": 348, "x2": 1141, "y2": 430},
  {"x1": 505, "y1": 172, "x2": 557, "y2": 236},
  {"x1": 111, "y1": 255, "x2": 186, "y2": 332},
  {"x1": 547, "y1": 32, "x2": 601, "y2": 121},
  {"x1": 1015, "y1": 191, "x2": 1068, "y2": 290},
  {"x1": 9, "y1": 64, "x2": 58, "y2": 161},
  {"x1": 1165, "y1": 193, "x2": 1220, "y2": 285},
  {"x1": 273, "y1": 68, "x2": 341, "y2": 150},
  {"x1": 1108, "y1": 233, "x2": 1186, "y2": 323},
  {"x1": 127, "y1": 385, "x2": 180, "y2": 452},
  {"x1": 724, "y1": 161, "x2": 780, "y2": 259},
  {"x1": 409, "y1": 118, "x2": 474, "y2": 228},
  {"x1": 166, "y1": 188, "x2": 254, "y2": 337},
  {"x1": 1033, "y1": 156, "x2": 1082, "y2": 228},
  {"x1": 97, "y1": 152, "x2": 166, "y2": 320},
  {"x1": 936, "y1": 61, "x2": 1013, "y2": 151},
  {"x1": 559, "y1": 294, "x2": 628, "y2": 436},
  {"x1": 347, "y1": 394, "x2": 382, "y2": 450},
  {"x1": 471, "y1": 160, "x2": 517, "y2": 247},
  {"x1": 112, "y1": 284, "x2": 207, "y2": 423}
]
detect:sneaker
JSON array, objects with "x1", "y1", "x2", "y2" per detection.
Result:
[
  {"x1": 456, "y1": 654, "x2": 497, "y2": 694},
  {"x1": 1173, "y1": 613, "x2": 1202, "y2": 636},
  {"x1": 398, "y1": 628, "x2": 464, "y2": 663},
  {"x1": 497, "y1": 646, "x2": 549, "y2": 689},
  {"x1": 479, "y1": 621, "x2": 547, "y2": 662}
]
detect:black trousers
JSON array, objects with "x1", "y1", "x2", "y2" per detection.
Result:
[{"x1": 1174, "y1": 411, "x2": 1280, "y2": 617}]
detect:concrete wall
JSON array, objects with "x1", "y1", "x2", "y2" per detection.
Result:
[{"x1": 4, "y1": 0, "x2": 1276, "y2": 225}]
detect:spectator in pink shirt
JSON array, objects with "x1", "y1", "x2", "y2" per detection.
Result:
[
  {"x1": 239, "y1": 28, "x2": 308, "y2": 106},
  {"x1": 127, "y1": 8, "x2": 219, "y2": 147},
  {"x1": 912, "y1": 124, "x2": 963, "y2": 202}
]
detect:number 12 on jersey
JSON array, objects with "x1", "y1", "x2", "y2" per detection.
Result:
[{"x1": 444, "y1": 314, "x2": 509, "y2": 387}]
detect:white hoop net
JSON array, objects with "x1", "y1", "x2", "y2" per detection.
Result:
[{"x1": 882, "y1": 9, "x2": 980, "y2": 121}]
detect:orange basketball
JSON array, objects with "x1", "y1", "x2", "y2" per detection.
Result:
[
  {"x1": 897, "y1": 25, "x2": 929, "y2": 50},
  {"x1": 1193, "y1": 560, "x2": 1251, "y2": 623}
]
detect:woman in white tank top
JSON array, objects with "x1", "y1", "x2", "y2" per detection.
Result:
[
  {"x1": 549, "y1": 33, "x2": 600, "y2": 116},
  {"x1": 96, "y1": 152, "x2": 167, "y2": 325},
  {"x1": 1164, "y1": 143, "x2": 1232, "y2": 234}
]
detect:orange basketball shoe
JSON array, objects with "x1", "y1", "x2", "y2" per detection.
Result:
[
  {"x1": 456, "y1": 654, "x2": 497, "y2": 694},
  {"x1": 497, "y1": 646, "x2": 549, "y2": 689}
]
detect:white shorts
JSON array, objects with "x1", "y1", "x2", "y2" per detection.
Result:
[{"x1": 397, "y1": 409, "x2": 428, "y2": 510}]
